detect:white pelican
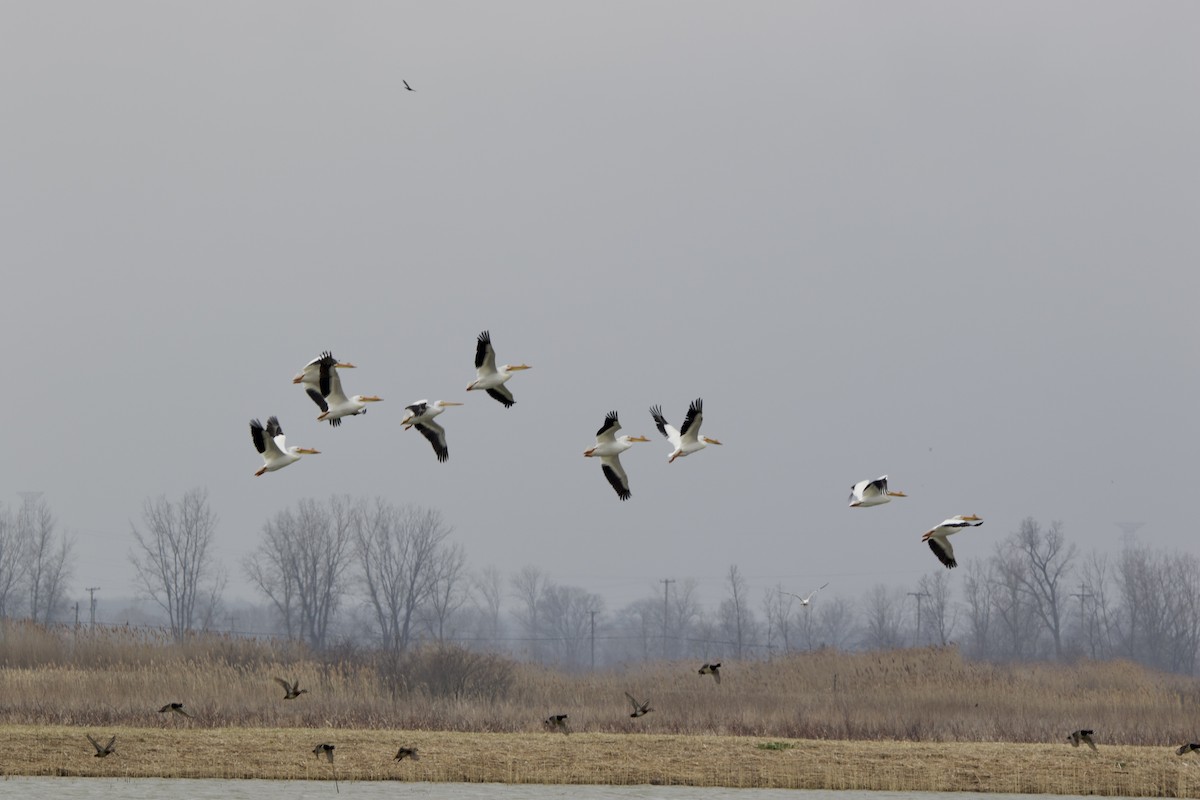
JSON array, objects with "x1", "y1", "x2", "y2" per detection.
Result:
[
  {"x1": 292, "y1": 351, "x2": 356, "y2": 417},
  {"x1": 848, "y1": 475, "x2": 907, "y2": 507},
  {"x1": 401, "y1": 399, "x2": 463, "y2": 463},
  {"x1": 784, "y1": 582, "x2": 830, "y2": 606},
  {"x1": 650, "y1": 398, "x2": 722, "y2": 463},
  {"x1": 311, "y1": 355, "x2": 381, "y2": 424},
  {"x1": 466, "y1": 330, "x2": 530, "y2": 408},
  {"x1": 921, "y1": 514, "x2": 984, "y2": 569},
  {"x1": 250, "y1": 417, "x2": 320, "y2": 476},
  {"x1": 583, "y1": 411, "x2": 650, "y2": 501}
]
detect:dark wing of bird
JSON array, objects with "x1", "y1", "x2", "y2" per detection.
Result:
[
  {"x1": 317, "y1": 353, "x2": 336, "y2": 397},
  {"x1": 1082, "y1": 730, "x2": 1097, "y2": 750},
  {"x1": 927, "y1": 537, "x2": 957, "y2": 568},
  {"x1": 679, "y1": 398, "x2": 703, "y2": 438},
  {"x1": 273, "y1": 677, "x2": 292, "y2": 692},
  {"x1": 602, "y1": 461, "x2": 631, "y2": 501},
  {"x1": 475, "y1": 330, "x2": 495, "y2": 370},
  {"x1": 649, "y1": 405, "x2": 670, "y2": 438},
  {"x1": 712, "y1": 664, "x2": 721, "y2": 684},
  {"x1": 406, "y1": 401, "x2": 430, "y2": 418},
  {"x1": 266, "y1": 416, "x2": 284, "y2": 439},
  {"x1": 486, "y1": 386, "x2": 515, "y2": 408},
  {"x1": 597, "y1": 411, "x2": 620, "y2": 438},
  {"x1": 251, "y1": 420, "x2": 267, "y2": 454},
  {"x1": 305, "y1": 388, "x2": 329, "y2": 412},
  {"x1": 415, "y1": 420, "x2": 449, "y2": 462},
  {"x1": 865, "y1": 477, "x2": 887, "y2": 497},
  {"x1": 87, "y1": 734, "x2": 104, "y2": 754}
]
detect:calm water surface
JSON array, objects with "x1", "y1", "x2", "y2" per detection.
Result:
[{"x1": 0, "y1": 778, "x2": 1143, "y2": 800}]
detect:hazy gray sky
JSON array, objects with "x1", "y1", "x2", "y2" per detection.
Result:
[{"x1": 2, "y1": 3, "x2": 1197, "y2": 614}]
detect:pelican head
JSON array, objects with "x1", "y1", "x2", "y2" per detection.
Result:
[{"x1": 701, "y1": 436, "x2": 723, "y2": 445}]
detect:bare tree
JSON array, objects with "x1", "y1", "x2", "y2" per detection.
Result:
[
  {"x1": 1010, "y1": 518, "x2": 1076, "y2": 659},
  {"x1": 540, "y1": 584, "x2": 603, "y2": 668},
  {"x1": 670, "y1": 578, "x2": 702, "y2": 656},
  {"x1": 917, "y1": 570, "x2": 956, "y2": 646},
  {"x1": 990, "y1": 545, "x2": 1042, "y2": 659},
  {"x1": 721, "y1": 564, "x2": 752, "y2": 659},
  {"x1": 353, "y1": 501, "x2": 453, "y2": 653},
  {"x1": 813, "y1": 595, "x2": 856, "y2": 651},
  {"x1": 21, "y1": 498, "x2": 74, "y2": 624},
  {"x1": 510, "y1": 565, "x2": 549, "y2": 662},
  {"x1": 245, "y1": 496, "x2": 355, "y2": 649},
  {"x1": 129, "y1": 488, "x2": 224, "y2": 638},
  {"x1": 762, "y1": 584, "x2": 798, "y2": 655},
  {"x1": 424, "y1": 542, "x2": 468, "y2": 643},
  {"x1": 0, "y1": 507, "x2": 24, "y2": 618},
  {"x1": 862, "y1": 584, "x2": 905, "y2": 650},
  {"x1": 961, "y1": 559, "x2": 996, "y2": 659},
  {"x1": 471, "y1": 565, "x2": 504, "y2": 648}
]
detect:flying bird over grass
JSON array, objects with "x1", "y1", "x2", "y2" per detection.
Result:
[
  {"x1": 698, "y1": 662, "x2": 721, "y2": 684},
  {"x1": 250, "y1": 417, "x2": 319, "y2": 476},
  {"x1": 313, "y1": 743, "x2": 336, "y2": 763},
  {"x1": 467, "y1": 330, "x2": 531, "y2": 408},
  {"x1": 625, "y1": 692, "x2": 652, "y2": 718},
  {"x1": 651, "y1": 398, "x2": 722, "y2": 463},
  {"x1": 583, "y1": 411, "x2": 649, "y2": 500},
  {"x1": 402, "y1": 400, "x2": 463, "y2": 463},
  {"x1": 158, "y1": 702, "x2": 191, "y2": 718},
  {"x1": 87, "y1": 734, "x2": 118, "y2": 758},
  {"x1": 1068, "y1": 729, "x2": 1097, "y2": 751},
  {"x1": 273, "y1": 677, "x2": 308, "y2": 700},
  {"x1": 921, "y1": 515, "x2": 984, "y2": 569},
  {"x1": 848, "y1": 475, "x2": 907, "y2": 507},
  {"x1": 543, "y1": 714, "x2": 570, "y2": 734},
  {"x1": 394, "y1": 747, "x2": 420, "y2": 761},
  {"x1": 1178, "y1": 743, "x2": 1200, "y2": 756}
]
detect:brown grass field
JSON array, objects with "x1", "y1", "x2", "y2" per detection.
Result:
[{"x1": 4, "y1": 623, "x2": 1200, "y2": 794}]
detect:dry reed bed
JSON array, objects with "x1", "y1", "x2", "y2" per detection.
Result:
[{"x1": 8, "y1": 725, "x2": 1200, "y2": 796}]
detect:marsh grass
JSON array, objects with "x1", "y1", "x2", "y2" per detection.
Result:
[{"x1": 5, "y1": 620, "x2": 1200, "y2": 795}]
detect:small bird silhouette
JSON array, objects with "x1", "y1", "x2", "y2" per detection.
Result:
[
  {"x1": 544, "y1": 714, "x2": 570, "y2": 734},
  {"x1": 1068, "y1": 729, "x2": 1097, "y2": 751},
  {"x1": 699, "y1": 663, "x2": 721, "y2": 684},
  {"x1": 158, "y1": 702, "x2": 191, "y2": 718},
  {"x1": 625, "y1": 692, "x2": 652, "y2": 718},
  {"x1": 394, "y1": 747, "x2": 420, "y2": 762},
  {"x1": 313, "y1": 743, "x2": 336, "y2": 763},
  {"x1": 1178, "y1": 742, "x2": 1200, "y2": 756},
  {"x1": 403, "y1": 80, "x2": 415, "y2": 92},
  {"x1": 87, "y1": 734, "x2": 118, "y2": 758},
  {"x1": 273, "y1": 677, "x2": 308, "y2": 700}
]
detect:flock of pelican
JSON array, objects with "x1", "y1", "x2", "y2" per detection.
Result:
[{"x1": 250, "y1": 329, "x2": 981, "y2": 572}]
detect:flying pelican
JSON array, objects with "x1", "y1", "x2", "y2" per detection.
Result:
[
  {"x1": 784, "y1": 582, "x2": 830, "y2": 606},
  {"x1": 251, "y1": 417, "x2": 320, "y2": 476},
  {"x1": 311, "y1": 355, "x2": 381, "y2": 424},
  {"x1": 583, "y1": 411, "x2": 650, "y2": 501},
  {"x1": 698, "y1": 662, "x2": 721, "y2": 684},
  {"x1": 273, "y1": 677, "x2": 308, "y2": 700},
  {"x1": 543, "y1": 714, "x2": 570, "y2": 734},
  {"x1": 293, "y1": 351, "x2": 356, "y2": 420},
  {"x1": 1068, "y1": 729, "x2": 1097, "y2": 751},
  {"x1": 394, "y1": 747, "x2": 420, "y2": 762},
  {"x1": 625, "y1": 692, "x2": 652, "y2": 718},
  {"x1": 158, "y1": 702, "x2": 191, "y2": 718},
  {"x1": 650, "y1": 398, "x2": 722, "y2": 463},
  {"x1": 467, "y1": 330, "x2": 531, "y2": 408},
  {"x1": 402, "y1": 400, "x2": 463, "y2": 463},
  {"x1": 921, "y1": 515, "x2": 984, "y2": 569},
  {"x1": 848, "y1": 475, "x2": 907, "y2": 507},
  {"x1": 87, "y1": 734, "x2": 118, "y2": 758}
]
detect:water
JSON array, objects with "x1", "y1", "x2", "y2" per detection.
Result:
[{"x1": 0, "y1": 778, "x2": 1144, "y2": 800}]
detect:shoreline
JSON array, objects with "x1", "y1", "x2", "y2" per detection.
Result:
[{"x1": 3, "y1": 726, "x2": 1199, "y2": 796}]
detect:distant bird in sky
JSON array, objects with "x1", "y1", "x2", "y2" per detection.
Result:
[
  {"x1": 921, "y1": 515, "x2": 984, "y2": 569},
  {"x1": 467, "y1": 330, "x2": 531, "y2": 407},
  {"x1": 1178, "y1": 743, "x2": 1200, "y2": 756},
  {"x1": 394, "y1": 746, "x2": 420, "y2": 761},
  {"x1": 402, "y1": 400, "x2": 463, "y2": 463},
  {"x1": 306, "y1": 355, "x2": 381, "y2": 424},
  {"x1": 848, "y1": 475, "x2": 907, "y2": 507},
  {"x1": 698, "y1": 662, "x2": 721, "y2": 684},
  {"x1": 250, "y1": 417, "x2": 319, "y2": 476},
  {"x1": 784, "y1": 583, "x2": 830, "y2": 606},
  {"x1": 158, "y1": 702, "x2": 191, "y2": 718},
  {"x1": 543, "y1": 714, "x2": 570, "y2": 734},
  {"x1": 293, "y1": 351, "x2": 356, "y2": 421},
  {"x1": 273, "y1": 677, "x2": 308, "y2": 700},
  {"x1": 583, "y1": 411, "x2": 650, "y2": 501},
  {"x1": 1068, "y1": 729, "x2": 1097, "y2": 751},
  {"x1": 625, "y1": 692, "x2": 652, "y2": 718},
  {"x1": 87, "y1": 734, "x2": 118, "y2": 758},
  {"x1": 403, "y1": 80, "x2": 415, "y2": 91},
  {"x1": 650, "y1": 398, "x2": 722, "y2": 463}
]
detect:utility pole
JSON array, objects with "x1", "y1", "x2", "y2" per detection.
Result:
[
  {"x1": 74, "y1": 602, "x2": 80, "y2": 627},
  {"x1": 1070, "y1": 583, "x2": 1095, "y2": 657},
  {"x1": 590, "y1": 610, "x2": 596, "y2": 671},
  {"x1": 86, "y1": 587, "x2": 100, "y2": 628},
  {"x1": 907, "y1": 591, "x2": 930, "y2": 645},
  {"x1": 660, "y1": 579, "x2": 675, "y2": 660}
]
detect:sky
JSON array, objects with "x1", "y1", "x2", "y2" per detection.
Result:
[{"x1": 2, "y1": 2, "x2": 1197, "y2": 619}]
